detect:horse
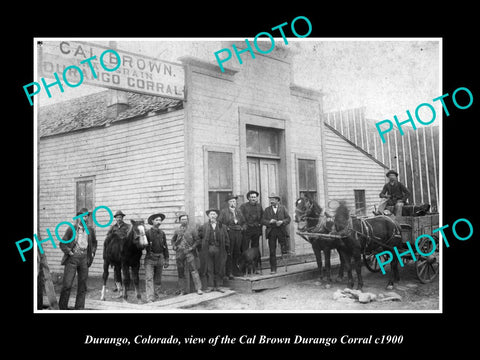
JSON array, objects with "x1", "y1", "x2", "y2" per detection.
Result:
[
  {"x1": 294, "y1": 196, "x2": 343, "y2": 287},
  {"x1": 101, "y1": 219, "x2": 145, "y2": 301},
  {"x1": 330, "y1": 202, "x2": 364, "y2": 290},
  {"x1": 351, "y1": 214, "x2": 403, "y2": 290}
]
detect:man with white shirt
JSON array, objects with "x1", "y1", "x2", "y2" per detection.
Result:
[
  {"x1": 262, "y1": 194, "x2": 291, "y2": 274},
  {"x1": 59, "y1": 207, "x2": 97, "y2": 310},
  {"x1": 198, "y1": 209, "x2": 230, "y2": 292}
]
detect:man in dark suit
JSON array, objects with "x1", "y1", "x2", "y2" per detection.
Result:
[
  {"x1": 59, "y1": 208, "x2": 97, "y2": 310},
  {"x1": 218, "y1": 195, "x2": 246, "y2": 278},
  {"x1": 262, "y1": 194, "x2": 291, "y2": 274}
]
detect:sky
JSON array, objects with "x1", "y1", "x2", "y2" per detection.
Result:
[{"x1": 37, "y1": 38, "x2": 440, "y2": 122}]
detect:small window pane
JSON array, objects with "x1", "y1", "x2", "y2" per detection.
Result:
[
  {"x1": 208, "y1": 152, "x2": 232, "y2": 190},
  {"x1": 259, "y1": 129, "x2": 278, "y2": 155},
  {"x1": 76, "y1": 180, "x2": 94, "y2": 213},
  {"x1": 298, "y1": 159, "x2": 316, "y2": 191},
  {"x1": 306, "y1": 161, "x2": 317, "y2": 190},
  {"x1": 354, "y1": 190, "x2": 366, "y2": 216},
  {"x1": 246, "y1": 128, "x2": 259, "y2": 154},
  {"x1": 246, "y1": 126, "x2": 280, "y2": 156}
]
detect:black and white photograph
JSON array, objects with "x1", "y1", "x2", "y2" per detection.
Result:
[
  {"x1": 34, "y1": 38, "x2": 442, "y2": 312},
  {"x1": 6, "y1": 8, "x2": 478, "y2": 356}
]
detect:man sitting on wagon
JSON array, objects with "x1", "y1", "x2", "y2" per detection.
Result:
[{"x1": 377, "y1": 170, "x2": 411, "y2": 216}]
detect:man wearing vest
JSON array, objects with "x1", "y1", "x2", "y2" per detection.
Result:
[
  {"x1": 198, "y1": 209, "x2": 230, "y2": 292},
  {"x1": 143, "y1": 212, "x2": 170, "y2": 303},
  {"x1": 218, "y1": 195, "x2": 246, "y2": 278},
  {"x1": 240, "y1": 190, "x2": 263, "y2": 250},
  {"x1": 172, "y1": 212, "x2": 203, "y2": 295},
  {"x1": 262, "y1": 194, "x2": 291, "y2": 274},
  {"x1": 59, "y1": 208, "x2": 97, "y2": 310}
]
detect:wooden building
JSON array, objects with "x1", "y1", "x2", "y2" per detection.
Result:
[{"x1": 38, "y1": 42, "x2": 388, "y2": 278}]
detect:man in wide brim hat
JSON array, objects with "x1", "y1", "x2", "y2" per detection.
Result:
[
  {"x1": 240, "y1": 190, "x2": 263, "y2": 250},
  {"x1": 144, "y1": 212, "x2": 169, "y2": 302},
  {"x1": 176, "y1": 211, "x2": 188, "y2": 222},
  {"x1": 76, "y1": 207, "x2": 91, "y2": 216},
  {"x1": 385, "y1": 170, "x2": 399, "y2": 178},
  {"x1": 225, "y1": 195, "x2": 238, "y2": 202},
  {"x1": 378, "y1": 169, "x2": 411, "y2": 216},
  {"x1": 148, "y1": 212, "x2": 166, "y2": 225},
  {"x1": 205, "y1": 209, "x2": 220, "y2": 216},
  {"x1": 268, "y1": 193, "x2": 281, "y2": 201},
  {"x1": 58, "y1": 208, "x2": 97, "y2": 309},
  {"x1": 113, "y1": 210, "x2": 126, "y2": 218}
]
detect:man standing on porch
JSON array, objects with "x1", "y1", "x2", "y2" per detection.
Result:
[
  {"x1": 218, "y1": 195, "x2": 246, "y2": 278},
  {"x1": 262, "y1": 194, "x2": 291, "y2": 274},
  {"x1": 240, "y1": 190, "x2": 263, "y2": 250}
]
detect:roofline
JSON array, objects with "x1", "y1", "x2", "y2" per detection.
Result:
[
  {"x1": 323, "y1": 122, "x2": 389, "y2": 170},
  {"x1": 39, "y1": 104, "x2": 184, "y2": 140}
]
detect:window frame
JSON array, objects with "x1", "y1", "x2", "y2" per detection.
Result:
[
  {"x1": 246, "y1": 125, "x2": 281, "y2": 159},
  {"x1": 354, "y1": 189, "x2": 366, "y2": 216},
  {"x1": 74, "y1": 176, "x2": 95, "y2": 225},
  {"x1": 295, "y1": 156, "x2": 318, "y2": 202},
  {"x1": 204, "y1": 146, "x2": 238, "y2": 212}
]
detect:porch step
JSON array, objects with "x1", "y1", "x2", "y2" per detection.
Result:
[{"x1": 225, "y1": 261, "x2": 320, "y2": 293}]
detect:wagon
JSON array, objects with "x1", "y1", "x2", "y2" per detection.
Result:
[
  {"x1": 296, "y1": 213, "x2": 440, "y2": 284},
  {"x1": 361, "y1": 213, "x2": 440, "y2": 283}
]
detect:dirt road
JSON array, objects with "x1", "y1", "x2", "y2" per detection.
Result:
[{"x1": 187, "y1": 263, "x2": 440, "y2": 311}]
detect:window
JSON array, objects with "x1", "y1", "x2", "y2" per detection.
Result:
[
  {"x1": 354, "y1": 189, "x2": 366, "y2": 216},
  {"x1": 246, "y1": 126, "x2": 280, "y2": 156},
  {"x1": 76, "y1": 179, "x2": 94, "y2": 213},
  {"x1": 298, "y1": 159, "x2": 317, "y2": 201},
  {"x1": 208, "y1": 151, "x2": 233, "y2": 209}
]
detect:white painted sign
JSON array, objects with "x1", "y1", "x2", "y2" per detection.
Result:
[{"x1": 39, "y1": 41, "x2": 185, "y2": 100}]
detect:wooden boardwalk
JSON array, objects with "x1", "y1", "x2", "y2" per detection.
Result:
[{"x1": 43, "y1": 289, "x2": 235, "y2": 311}]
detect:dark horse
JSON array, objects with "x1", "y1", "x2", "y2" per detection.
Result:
[
  {"x1": 351, "y1": 214, "x2": 403, "y2": 289},
  {"x1": 295, "y1": 197, "x2": 342, "y2": 288},
  {"x1": 101, "y1": 219, "x2": 145, "y2": 301},
  {"x1": 330, "y1": 202, "x2": 364, "y2": 290}
]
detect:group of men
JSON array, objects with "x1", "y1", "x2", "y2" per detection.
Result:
[
  {"x1": 56, "y1": 169, "x2": 411, "y2": 309},
  {"x1": 169, "y1": 190, "x2": 292, "y2": 297},
  {"x1": 56, "y1": 190, "x2": 292, "y2": 308}
]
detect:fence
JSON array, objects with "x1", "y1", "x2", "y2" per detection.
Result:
[{"x1": 323, "y1": 107, "x2": 439, "y2": 211}]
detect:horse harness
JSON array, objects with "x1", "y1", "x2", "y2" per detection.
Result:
[{"x1": 353, "y1": 215, "x2": 402, "y2": 251}]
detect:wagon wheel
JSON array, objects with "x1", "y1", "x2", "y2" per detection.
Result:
[
  {"x1": 415, "y1": 235, "x2": 439, "y2": 284},
  {"x1": 363, "y1": 247, "x2": 389, "y2": 273}
]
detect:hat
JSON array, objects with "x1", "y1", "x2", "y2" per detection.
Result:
[
  {"x1": 176, "y1": 211, "x2": 188, "y2": 221},
  {"x1": 386, "y1": 170, "x2": 399, "y2": 177},
  {"x1": 225, "y1": 195, "x2": 238, "y2": 202},
  {"x1": 114, "y1": 210, "x2": 126, "y2": 217},
  {"x1": 76, "y1": 207, "x2": 90, "y2": 216},
  {"x1": 206, "y1": 209, "x2": 220, "y2": 216},
  {"x1": 148, "y1": 212, "x2": 166, "y2": 225},
  {"x1": 246, "y1": 190, "x2": 260, "y2": 199},
  {"x1": 268, "y1": 193, "x2": 281, "y2": 201}
]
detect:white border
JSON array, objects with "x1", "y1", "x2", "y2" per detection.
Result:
[{"x1": 33, "y1": 37, "x2": 442, "y2": 314}]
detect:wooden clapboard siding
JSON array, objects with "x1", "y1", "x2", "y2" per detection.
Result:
[
  {"x1": 323, "y1": 125, "x2": 387, "y2": 214},
  {"x1": 38, "y1": 109, "x2": 185, "y2": 276}
]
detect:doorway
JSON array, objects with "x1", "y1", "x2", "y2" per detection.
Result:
[{"x1": 247, "y1": 157, "x2": 280, "y2": 257}]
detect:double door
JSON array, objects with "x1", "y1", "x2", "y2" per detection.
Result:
[{"x1": 246, "y1": 157, "x2": 280, "y2": 257}]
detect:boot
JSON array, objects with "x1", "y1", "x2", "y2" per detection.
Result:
[
  {"x1": 191, "y1": 271, "x2": 203, "y2": 295},
  {"x1": 177, "y1": 278, "x2": 187, "y2": 295}
]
